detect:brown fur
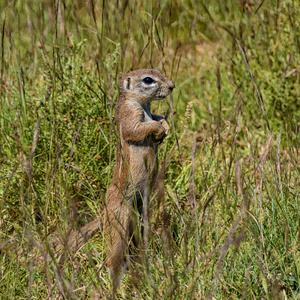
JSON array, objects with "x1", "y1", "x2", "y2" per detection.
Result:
[{"x1": 105, "y1": 69, "x2": 174, "y2": 287}]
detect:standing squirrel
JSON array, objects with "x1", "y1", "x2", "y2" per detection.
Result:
[
  {"x1": 53, "y1": 69, "x2": 174, "y2": 290},
  {"x1": 106, "y1": 69, "x2": 174, "y2": 287}
]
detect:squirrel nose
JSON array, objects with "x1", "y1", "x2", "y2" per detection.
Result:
[{"x1": 169, "y1": 82, "x2": 175, "y2": 91}]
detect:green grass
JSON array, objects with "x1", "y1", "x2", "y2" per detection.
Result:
[{"x1": 0, "y1": 0, "x2": 299, "y2": 299}]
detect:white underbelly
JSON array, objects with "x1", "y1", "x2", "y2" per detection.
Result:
[{"x1": 143, "y1": 109, "x2": 153, "y2": 122}]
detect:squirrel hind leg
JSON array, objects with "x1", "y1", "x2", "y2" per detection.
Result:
[
  {"x1": 106, "y1": 227, "x2": 128, "y2": 292},
  {"x1": 107, "y1": 248, "x2": 128, "y2": 293},
  {"x1": 106, "y1": 197, "x2": 132, "y2": 287},
  {"x1": 105, "y1": 187, "x2": 145, "y2": 289}
]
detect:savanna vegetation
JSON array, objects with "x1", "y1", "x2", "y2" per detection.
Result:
[{"x1": 0, "y1": 0, "x2": 299, "y2": 299}]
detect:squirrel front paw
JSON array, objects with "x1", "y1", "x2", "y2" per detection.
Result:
[
  {"x1": 153, "y1": 122, "x2": 165, "y2": 140},
  {"x1": 153, "y1": 119, "x2": 170, "y2": 143},
  {"x1": 159, "y1": 119, "x2": 170, "y2": 134}
]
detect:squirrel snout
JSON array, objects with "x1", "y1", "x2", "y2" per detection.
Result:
[{"x1": 169, "y1": 82, "x2": 175, "y2": 92}]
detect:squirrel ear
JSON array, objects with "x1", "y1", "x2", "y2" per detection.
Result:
[{"x1": 124, "y1": 77, "x2": 131, "y2": 90}]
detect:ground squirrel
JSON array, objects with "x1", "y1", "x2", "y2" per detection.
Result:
[
  {"x1": 54, "y1": 69, "x2": 174, "y2": 290},
  {"x1": 106, "y1": 69, "x2": 174, "y2": 287}
]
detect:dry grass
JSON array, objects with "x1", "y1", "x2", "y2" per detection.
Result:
[{"x1": 0, "y1": 0, "x2": 300, "y2": 299}]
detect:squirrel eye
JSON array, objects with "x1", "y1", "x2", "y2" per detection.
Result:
[{"x1": 142, "y1": 77, "x2": 155, "y2": 84}]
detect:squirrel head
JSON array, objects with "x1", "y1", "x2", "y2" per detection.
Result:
[{"x1": 120, "y1": 69, "x2": 175, "y2": 104}]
